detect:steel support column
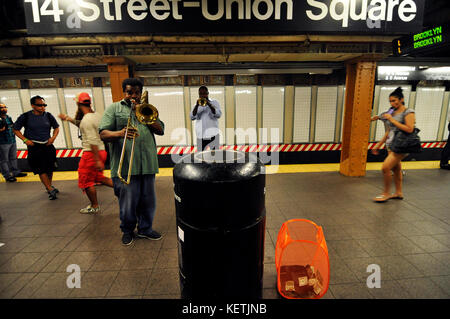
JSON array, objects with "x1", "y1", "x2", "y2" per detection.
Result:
[
  {"x1": 104, "y1": 57, "x2": 134, "y2": 102},
  {"x1": 340, "y1": 60, "x2": 377, "y2": 177}
]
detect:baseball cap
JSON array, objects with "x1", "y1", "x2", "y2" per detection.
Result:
[{"x1": 76, "y1": 92, "x2": 91, "y2": 105}]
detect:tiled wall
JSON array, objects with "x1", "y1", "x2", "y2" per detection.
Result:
[{"x1": 1, "y1": 84, "x2": 449, "y2": 150}]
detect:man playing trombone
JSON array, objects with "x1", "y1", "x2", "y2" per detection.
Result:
[
  {"x1": 190, "y1": 86, "x2": 222, "y2": 151},
  {"x1": 99, "y1": 78, "x2": 164, "y2": 246}
]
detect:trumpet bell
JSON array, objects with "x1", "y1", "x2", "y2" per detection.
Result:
[{"x1": 197, "y1": 98, "x2": 207, "y2": 106}]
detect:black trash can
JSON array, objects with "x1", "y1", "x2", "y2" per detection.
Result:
[{"x1": 173, "y1": 150, "x2": 266, "y2": 299}]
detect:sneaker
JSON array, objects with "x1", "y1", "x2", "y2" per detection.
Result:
[
  {"x1": 137, "y1": 230, "x2": 163, "y2": 241},
  {"x1": 79, "y1": 205, "x2": 100, "y2": 214},
  {"x1": 122, "y1": 233, "x2": 135, "y2": 246},
  {"x1": 52, "y1": 186, "x2": 59, "y2": 193},
  {"x1": 48, "y1": 189, "x2": 57, "y2": 200},
  {"x1": 6, "y1": 176, "x2": 16, "y2": 182},
  {"x1": 15, "y1": 172, "x2": 27, "y2": 178},
  {"x1": 440, "y1": 164, "x2": 450, "y2": 170}
]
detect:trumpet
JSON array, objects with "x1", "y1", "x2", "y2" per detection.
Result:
[
  {"x1": 117, "y1": 91, "x2": 159, "y2": 184},
  {"x1": 197, "y1": 98, "x2": 208, "y2": 106}
]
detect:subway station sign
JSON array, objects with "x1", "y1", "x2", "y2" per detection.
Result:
[
  {"x1": 393, "y1": 25, "x2": 449, "y2": 56},
  {"x1": 23, "y1": 0, "x2": 425, "y2": 35}
]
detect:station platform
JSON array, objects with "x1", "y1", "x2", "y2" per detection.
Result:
[{"x1": 0, "y1": 162, "x2": 449, "y2": 299}]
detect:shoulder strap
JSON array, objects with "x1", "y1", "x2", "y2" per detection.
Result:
[{"x1": 23, "y1": 111, "x2": 30, "y2": 129}]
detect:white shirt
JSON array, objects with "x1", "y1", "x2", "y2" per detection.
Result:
[
  {"x1": 80, "y1": 112, "x2": 105, "y2": 152},
  {"x1": 190, "y1": 99, "x2": 222, "y2": 139}
]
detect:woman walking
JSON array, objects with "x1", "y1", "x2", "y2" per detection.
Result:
[{"x1": 371, "y1": 87, "x2": 416, "y2": 202}]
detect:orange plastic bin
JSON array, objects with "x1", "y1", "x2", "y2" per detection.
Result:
[{"x1": 275, "y1": 219, "x2": 330, "y2": 299}]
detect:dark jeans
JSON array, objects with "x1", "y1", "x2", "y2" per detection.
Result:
[
  {"x1": 112, "y1": 174, "x2": 156, "y2": 235},
  {"x1": 441, "y1": 123, "x2": 450, "y2": 165},
  {"x1": 0, "y1": 143, "x2": 20, "y2": 178},
  {"x1": 197, "y1": 135, "x2": 219, "y2": 152}
]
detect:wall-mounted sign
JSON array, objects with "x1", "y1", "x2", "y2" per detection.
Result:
[
  {"x1": 393, "y1": 25, "x2": 449, "y2": 56},
  {"x1": 377, "y1": 66, "x2": 450, "y2": 81},
  {"x1": 23, "y1": 0, "x2": 425, "y2": 35}
]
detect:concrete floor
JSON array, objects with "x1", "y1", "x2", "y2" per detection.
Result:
[{"x1": 0, "y1": 169, "x2": 449, "y2": 299}]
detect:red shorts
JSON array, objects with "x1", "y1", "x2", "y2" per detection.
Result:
[{"x1": 78, "y1": 150, "x2": 107, "y2": 189}]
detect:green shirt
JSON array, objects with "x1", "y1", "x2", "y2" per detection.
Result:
[{"x1": 99, "y1": 100, "x2": 164, "y2": 178}]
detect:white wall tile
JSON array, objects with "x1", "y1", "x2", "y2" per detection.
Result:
[
  {"x1": 235, "y1": 86, "x2": 257, "y2": 145},
  {"x1": 261, "y1": 87, "x2": 284, "y2": 144},
  {"x1": 293, "y1": 87, "x2": 311, "y2": 143},
  {"x1": 414, "y1": 87, "x2": 445, "y2": 141},
  {"x1": 315, "y1": 86, "x2": 338, "y2": 143}
]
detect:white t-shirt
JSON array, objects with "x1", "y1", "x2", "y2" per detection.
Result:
[{"x1": 80, "y1": 112, "x2": 105, "y2": 152}]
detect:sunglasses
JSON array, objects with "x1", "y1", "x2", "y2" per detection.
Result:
[{"x1": 34, "y1": 104, "x2": 47, "y2": 107}]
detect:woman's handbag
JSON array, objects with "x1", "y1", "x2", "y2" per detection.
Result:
[{"x1": 390, "y1": 128, "x2": 422, "y2": 153}]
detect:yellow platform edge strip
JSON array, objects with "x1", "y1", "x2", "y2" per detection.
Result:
[{"x1": 0, "y1": 161, "x2": 443, "y2": 183}]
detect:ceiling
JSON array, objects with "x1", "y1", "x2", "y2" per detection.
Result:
[{"x1": 0, "y1": 0, "x2": 448, "y2": 75}]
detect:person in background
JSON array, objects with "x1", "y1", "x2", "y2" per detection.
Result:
[
  {"x1": 13, "y1": 96, "x2": 60, "y2": 199},
  {"x1": 190, "y1": 86, "x2": 222, "y2": 151},
  {"x1": 99, "y1": 78, "x2": 165, "y2": 246},
  {"x1": 371, "y1": 87, "x2": 415, "y2": 202},
  {"x1": 439, "y1": 103, "x2": 450, "y2": 170},
  {"x1": 59, "y1": 92, "x2": 113, "y2": 214},
  {"x1": 0, "y1": 103, "x2": 27, "y2": 182}
]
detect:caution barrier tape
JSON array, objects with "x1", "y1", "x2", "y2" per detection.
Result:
[{"x1": 16, "y1": 142, "x2": 446, "y2": 158}]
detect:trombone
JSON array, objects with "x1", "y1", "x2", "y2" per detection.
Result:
[{"x1": 117, "y1": 91, "x2": 159, "y2": 184}]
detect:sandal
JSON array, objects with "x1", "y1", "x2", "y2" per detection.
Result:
[
  {"x1": 390, "y1": 194, "x2": 404, "y2": 200},
  {"x1": 373, "y1": 194, "x2": 391, "y2": 203}
]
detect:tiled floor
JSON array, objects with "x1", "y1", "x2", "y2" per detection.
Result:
[{"x1": 1, "y1": 169, "x2": 449, "y2": 299}]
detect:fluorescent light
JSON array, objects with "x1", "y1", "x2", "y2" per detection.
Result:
[
  {"x1": 152, "y1": 92, "x2": 183, "y2": 97},
  {"x1": 378, "y1": 66, "x2": 416, "y2": 73},
  {"x1": 423, "y1": 67, "x2": 450, "y2": 73}
]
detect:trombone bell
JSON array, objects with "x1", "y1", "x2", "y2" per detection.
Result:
[{"x1": 136, "y1": 91, "x2": 159, "y2": 125}]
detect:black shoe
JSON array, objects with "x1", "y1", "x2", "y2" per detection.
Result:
[
  {"x1": 15, "y1": 172, "x2": 27, "y2": 178},
  {"x1": 440, "y1": 164, "x2": 450, "y2": 170},
  {"x1": 48, "y1": 189, "x2": 57, "y2": 200},
  {"x1": 52, "y1": 186, "x2": 59, "y2": 193},
  {"x1": 122, "y1": 233, "x2": 135, "y2": 246},
  {"x1": 137, "y1": 230, "x2": 163, "y2": 241},
  {"x1": 6, "y1": 176, "x2": 16, "y2": 182}
]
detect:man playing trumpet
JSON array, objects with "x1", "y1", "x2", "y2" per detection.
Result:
[
  {"x1": 99, "y1": 78, "x2": 165, "y2": 246},
  {"x1": 190, "y1": 86, "x2": 222, "y2": 151}
]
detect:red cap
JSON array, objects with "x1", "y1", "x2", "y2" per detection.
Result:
[{"x1": 76, "y1": 92, "x2": 91, "y2": 105}]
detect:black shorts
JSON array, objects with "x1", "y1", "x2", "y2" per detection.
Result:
[{"x1": 27, "y1": 143, "x2": 57, "y2": 175}]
